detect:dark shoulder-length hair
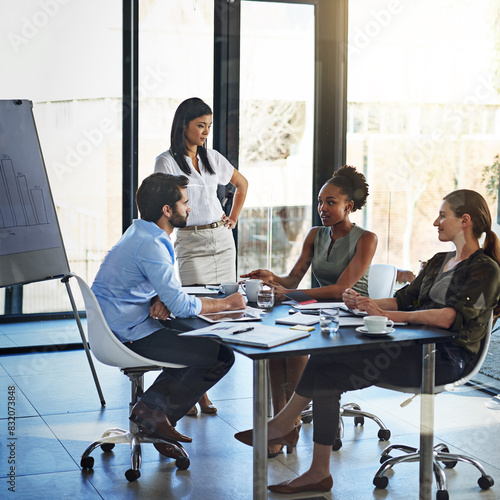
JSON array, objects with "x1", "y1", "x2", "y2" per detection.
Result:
[{"x1": 169, "y1": 97, "x2": 215, "y2": 176}]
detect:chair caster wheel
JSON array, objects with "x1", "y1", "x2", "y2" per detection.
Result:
[
  {"x1": 176, "y1": 456, "x2": 190, "y2": 470},
  {"x1": 301, "y1": 415, "x2": 312, "y2": 424},
  {"x1": 101, "y1": 443, "x2": 115, "y2": 453},
  {"x1": 331, "y1": 438, "x2": 342, "y2": 451},
  {"x1": 436, "y1": 490, "x2": 449, "y2": 500},
  {"x1": 80, "y1": 456, "x2": 94, "y2": 469},
  {"x1": 378, "y1": 429, "x2": 391, "y2": 441},
  {"x1": 125, "y1": 469, "x2": 141, "y2": 482},
  {"x1": 373, "y1": 475, "x2": 388, "y2": 489},
  {"x1": 443, "y1": 459, "x2": 457, "y2": 468},
  {"x1": 354, "y1": 416, "x2": 364, "y2": 426},
  {"x1": 478, "y1": 475, "x2": 494, "y2": 490}
]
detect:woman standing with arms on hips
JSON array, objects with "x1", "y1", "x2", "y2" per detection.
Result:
[
  {"x1": 236, "y1": 189, "x2": 500, "y2": 494},
  {"x1": 155, "y1": 97, "x2": 248, "y2": 416},
  {"x1": 241, "y1": 165, "x2": 377, "y2": 456},
  {"x1": 155, "y1": 97, "x2": 248, "y2": 286}
]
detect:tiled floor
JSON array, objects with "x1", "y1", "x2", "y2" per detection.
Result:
[{"x1": 1, "y1": 320, "x2": 500, "y2": 499}]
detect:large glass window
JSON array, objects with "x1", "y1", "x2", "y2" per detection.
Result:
[
  {"x1": 0, "y1": 0, "x2": 122, "y2": 313},
  {"x1": 137, "y1": 1, "x2": 214, "y2": 184},
  {"x1": 347, "y1": 0, "x2": 500, "y2": 273},
  {"x1": 237, "y1": 1, "x2": 315, "y2": 281}
]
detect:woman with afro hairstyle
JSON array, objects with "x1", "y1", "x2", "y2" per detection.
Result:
[
  {"x1": 241, "y1": 164, "x2": 377, "y2": 301},
  {"x1": 241, "y1": 165, "x2": 377, "y2": 457}
]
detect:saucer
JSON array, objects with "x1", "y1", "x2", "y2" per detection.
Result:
[{"x1": 356, "y1": 326, "x2": 395, "y2": 336}]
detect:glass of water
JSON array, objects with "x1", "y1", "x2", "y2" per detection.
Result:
[
  {"x1": 319, "y1": 308, "x2": 340, "y2": 334},
  {"x1": 257, "y1": 286, "x2": 274, "y2": 308}
]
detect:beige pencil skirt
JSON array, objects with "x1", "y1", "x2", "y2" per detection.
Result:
[{"x1": 174, "y1": 224, "x2": 236, "y2": 286}]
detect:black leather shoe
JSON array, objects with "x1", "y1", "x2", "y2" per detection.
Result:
[{"x1": 130, "y1": 401, "x2": 192, "y2": 443}]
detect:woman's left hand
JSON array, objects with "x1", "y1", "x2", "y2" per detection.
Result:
[
  {"x1": 222, "y1": 213, "x2": 237, "y2": 229},
  {"x1": 356, "y1": 296, "x2": 385, "y2": 316}
]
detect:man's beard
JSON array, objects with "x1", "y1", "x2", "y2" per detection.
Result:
[{"x1": 170, "y1": 209, "x2": 188, "y2": 228}]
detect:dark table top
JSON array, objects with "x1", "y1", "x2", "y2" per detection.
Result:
[{"x1": 175, "y1": 302, "x2": 458, "y2": 361}]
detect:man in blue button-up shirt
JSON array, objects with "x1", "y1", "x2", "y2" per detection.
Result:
[{"x1": 92, "y1": 173, "x2": 245, "y2": 450}]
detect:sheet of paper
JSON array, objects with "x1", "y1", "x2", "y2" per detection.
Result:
[
  {"x1": 294, "y1": 302, "x2": 347, "y2": 311},
  {"x1": 181, "y1": 286, "x2": 219, "y2": 295}
]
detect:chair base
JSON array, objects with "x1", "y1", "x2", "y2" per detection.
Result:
[
  {"x1": 80, "y1": 367, "x2": 190, "y2": 482},
  {"x1": 373, "y1": 442, "x2": 494, "y2": 500},
  {"x1": 301, "y1": 402, "x2": 391, "y2": 451},
  {"x1": 80, "y1": 426, "x2": 190, "y2": 481}
]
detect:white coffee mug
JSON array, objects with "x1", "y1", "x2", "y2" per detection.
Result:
[
  {"x1": 244, "y1": 279, "x2": 263, "y2": 302},
  {"x1": 363, "y1": 315, "x2": 394, "y2": 333},
  {"x1": 219, "y1": 282, "x2": 239, "y2": 295}
]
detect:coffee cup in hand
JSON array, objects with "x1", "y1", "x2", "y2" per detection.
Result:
[{"x1": 363, "y1": 316, "x2": 394, "y2": 333}]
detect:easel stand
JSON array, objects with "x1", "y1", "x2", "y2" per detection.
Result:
[{"x1": 62, "y1": 274, "x2": 106, "y2": 406}]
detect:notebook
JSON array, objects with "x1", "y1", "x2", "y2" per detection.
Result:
[
  {"x1": 179, "y1": 322, "x2": 310, "y2": 348},
  {"x1": 275, "y1": 312, "x2": 319, "y2": 326}
]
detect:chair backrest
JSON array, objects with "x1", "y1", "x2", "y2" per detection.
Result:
[
  {"x1": 368, "y1": 264, "x2": 397, "y2": 299},
  {"x1": 72, "y1": 273, "x2": 185, "y2": 370},
  {"x1": 378, "y1": 313, "x2": 493, "y2": 395},
  {"x1": 442, "y1": 313, "x2": 493, "y2": 392}
]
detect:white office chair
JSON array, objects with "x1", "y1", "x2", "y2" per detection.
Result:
[
  {"x1": 70, "y1": 273, "x2": 190, "y2": 482},
  {"x1": 373, "y1": 315, "x2": 495, "y2": 500},
  {"x1": 367, "y1": 263, "x2": 397, "y2": 299},
  {"x1": 302, "y1": 264, "x2": 397, "y2": 450}
]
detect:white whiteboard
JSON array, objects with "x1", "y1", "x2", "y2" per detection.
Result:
[{"x1": 0, "y1": 100, "x2": 70, "y2": 287}]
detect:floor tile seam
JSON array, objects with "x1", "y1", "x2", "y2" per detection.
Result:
[
  {"x1": 39, "y1": 413, "x2": 86, "y2": 472},
  {"x1": 0, "y1": 470, "x2": 104, "y2": 498},
  {"x1": 3, "y1": 376, "x2": 40, "y2": 417},
  {"x1": 0, "y1": 466, "x2": 83, "y2": 479},
  {"x1": 39, "y1": 407, "x2": 130, "y2": 418},
  {"x1": 6, "y1": 372, "x2": 116, "y2": 381}
]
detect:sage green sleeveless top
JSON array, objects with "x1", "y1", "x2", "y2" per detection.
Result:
[{"x1": 311, "y1": 225, "x2": 369, "y2": 296}]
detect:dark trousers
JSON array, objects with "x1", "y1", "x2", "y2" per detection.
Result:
[
  {"x1": 295, "y1": 343, "x2": 471, "y2": 446},
  {"x1": 126, "y1": 322, "x2": 234, "y2": 425}
]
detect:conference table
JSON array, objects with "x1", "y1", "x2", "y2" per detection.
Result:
[{"x1": 179, "y1": 303, "x2": 457, "y2": 500}]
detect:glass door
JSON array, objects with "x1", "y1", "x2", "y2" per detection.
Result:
[{"x1": 237, "y1": 1, "x2": 315, "y2": 282}]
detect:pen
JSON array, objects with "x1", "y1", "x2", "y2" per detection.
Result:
[{"x1": 232, "y1": 327, "x2": 255, "y2": 335}]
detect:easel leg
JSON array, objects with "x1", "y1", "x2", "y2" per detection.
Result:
[{"x1": 62, "y1": 275, "x2": 106, "y2": 406}]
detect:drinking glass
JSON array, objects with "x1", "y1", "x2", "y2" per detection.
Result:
[
  {"x1": 257, "y1": 287, "x2": 274, "y2": 308},
  {"x1": 319, "y1": 308, "x2": 340, "y2": 334}
]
